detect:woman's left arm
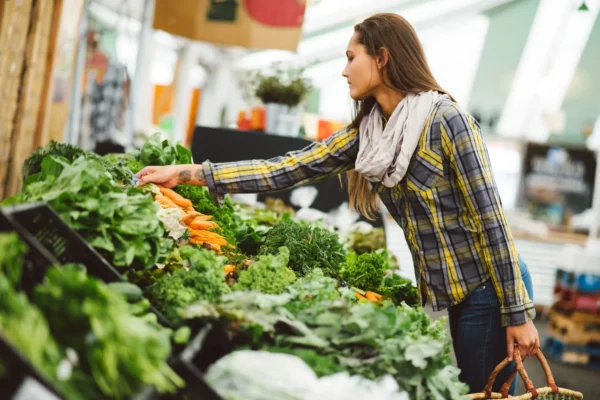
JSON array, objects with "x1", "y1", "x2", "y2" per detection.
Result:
[{"x1": 440, "y1": 105, "x2": 538, "y2": 357}]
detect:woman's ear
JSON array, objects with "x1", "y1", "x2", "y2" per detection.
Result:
[{"x1": 376, "y1": 48, "x2": 389, "y2": 70}]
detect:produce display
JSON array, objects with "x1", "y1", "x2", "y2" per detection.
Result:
[
  {"x1": 0, "y1": 134, "x2": 468, "y2": 400},
  {"x1": 0, "y1": 234, "x2": 182, "y2": 399}
]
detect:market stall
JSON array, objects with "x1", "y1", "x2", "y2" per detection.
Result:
[{"x1": 0, "y1": 135, "x2": 465, "y2": 400}]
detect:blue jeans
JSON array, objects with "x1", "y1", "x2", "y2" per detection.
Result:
[{"x1": 449, "y1": 256, "x2": 534, "y2": 395}]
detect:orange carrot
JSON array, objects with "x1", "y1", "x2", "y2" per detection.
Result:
[
  {"x1": 159, "y1": 187, "x2": 193, "y2": 208},
  {"x1": 224, "y1": 264, "x2": 236, "y2": 274},
  {"x1": 365, "y1": 291, "x2": 382, "y2": 302},
  {"x1": 158, "y1": 196, "x2": 179, "y2": 208},
  {"x1": 182, "y1": 212, "x2": 197, "y2": 224},
  {"x1": 188, "y1": 220, "x2": 218, "y2": 230},
  {"x1": 354, "y1": 292, "x2": 366, "y2": 300}
]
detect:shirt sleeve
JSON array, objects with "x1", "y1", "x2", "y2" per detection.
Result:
[
  {"x1": 441, "y1": 105, "x2": 536, "y2": 327},
  {"x1": 202, "y1": 127, "x2": 360, "y2": 206}
]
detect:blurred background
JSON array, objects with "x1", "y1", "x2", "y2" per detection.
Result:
[{"x1": 1, "y1": 0, "x2": 599, "y2": 396}]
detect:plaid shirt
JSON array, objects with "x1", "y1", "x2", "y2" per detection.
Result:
[{"x1": 203, "y1": 100, "x2": 535, "y2": 326}]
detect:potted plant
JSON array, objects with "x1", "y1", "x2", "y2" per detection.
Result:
[{"x1": 247, "y1": 63, "x2": 312, "y2": 136}]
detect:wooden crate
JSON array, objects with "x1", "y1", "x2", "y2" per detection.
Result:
[
  {"x1": 548, "y1": 307, "x2": 600, "y2": 346},
  {"x1": 4, "y1": 0, "x2": 55, "y2": 197},
  {"x1": 0, "y1": 0, "x2": 34, "y2": 199}
]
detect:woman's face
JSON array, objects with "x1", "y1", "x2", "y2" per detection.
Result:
[{"x1": 342, "y1": 32, "x2": 382, "y2": 100}]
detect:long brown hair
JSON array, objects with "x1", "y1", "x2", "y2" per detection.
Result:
[{"x1": 345, "y1": 13, "x2": 451, "y2": 219}]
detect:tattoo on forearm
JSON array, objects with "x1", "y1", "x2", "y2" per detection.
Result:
[
  {"x1": 194, "y1": 167, "x2": 206, "y2": 185},
  {"x1": 179, "y1": 169, "x2": 192, "y2": 183}
]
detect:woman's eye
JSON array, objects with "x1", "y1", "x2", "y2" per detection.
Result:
[{"x1": 347, "y1": 57, "x2": 353, "y2": 62}]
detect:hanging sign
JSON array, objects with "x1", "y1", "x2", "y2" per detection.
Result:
[
  {"x1": 153, "y1": 0, "x2": 307, "y2": 51},
  {"x1": 521, "y1": 143, "x2": 597, "y2": 227}
]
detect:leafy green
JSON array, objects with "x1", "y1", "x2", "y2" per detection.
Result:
[
  {"x1": 23, "y1": 141, "x2": 136, "y2": 184},
  {"x1": 259, "y1": 216, "x2": 346, "y2": 277},
  {"x1": 261, "y1": 346, "x2": 345, "y2": 377},
  {"x1": 184, "y1": 270, "x2": 467, "y2": 400},
  {"x1": 347, "y1": 227, "x2": 386, "y2": 254},
  {"x1": 139, "y1": 133, "x2": 192, "y2": 167},
  {"x1": 378, "y1": 273, "x2": 420, "y2": 307},
  {"x1": 0, "y1": 274, "x2": 97, "y2": 399},
  {"x1": 0, "y1": 233, "x2": 28, "y2": 287},
  {"x1": 340, "y1": 250, "x2": 389, "y2": 292},
  {"x1": 33, "y1": 265, "x2": 184, "y2": 398},
  {"x1": 101, "y1": 152, "x2": 145, "y2": 175},
  {"x1": 233, "y1": 247, "x2": 296, "y2": 294},
  {"x1": 148, "y1": 246, "x2": 230, "y2": 325},
  {"x1": 12, "y1": 155, "x2": 172, "y2": 269},
  {"x1": 23, "y1": 141, "x2": 90, "y2": 179},
  {"x1": 173, "y1": 326, "x2": 192, "y2": 345}
]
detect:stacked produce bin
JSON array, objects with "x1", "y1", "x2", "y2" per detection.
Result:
[{"x1": 546, "y1": 268, "x2": 600, "y2": 369}]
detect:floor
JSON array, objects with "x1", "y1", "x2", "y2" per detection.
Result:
[{"x1": 425, "y1": 306, "x2": 598, "y2": 398}]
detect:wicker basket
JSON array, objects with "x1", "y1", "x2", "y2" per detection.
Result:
[{"x1": 467, "y1": 349, "x2": 583, "y2": 399}]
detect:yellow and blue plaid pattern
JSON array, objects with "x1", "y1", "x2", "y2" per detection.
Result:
[{"x1": 203, "y1": 100, "x2": 535, "y2": 326}]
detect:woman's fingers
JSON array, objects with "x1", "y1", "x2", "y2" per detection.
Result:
[{"x1": 136, "y1": 166, "x2": 155, "y2": 178}]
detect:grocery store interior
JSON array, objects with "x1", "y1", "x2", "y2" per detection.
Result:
[{"x1": 1, "y1": 0, "x2": 599, "y2": 399}]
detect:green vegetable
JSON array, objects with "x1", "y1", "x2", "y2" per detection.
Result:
[
  {"x1": 0, "y1": 233, "x2": 27, "y2": 287},
  {"x1": 233, "y1": 247, "x2": 296, "y2": 294},
  {"x1": 173, "y1": 326, "x2": 192, "y2": 345},
  {"x1": 340, "y1": 250, "x2": 389, "y2": 292},
  {"x1": 11, "y1": 156, "x2": 173, "y2": 269},
  {"x1": 0, "y1": 273, "x2": 97, "y2": 400},
  {"x1": 22, "y1": 141, "x2": 136, "y2": 184},
  {"x1": 259, "y1": 216, "x2": 346, "y2": 277},
  {"x1": 347, "y1": 227, "x2": 386, "y2": 254},
  {"x1": 378, "y1": 273, "x2": 419, "y2": 307},
  {"x1": 261, "y1": 346, "x2": 345, "y2": 377},
  {"x1": 108, "y1": 282, "x2": 144, "y2": 303},
  {"x1": 23, "y1": 141, "x2": 90, "y2": 179},
  {"x1": 149, "y1": 246, "x2": 230, "y2": 325},
  {"x1": 101, "y1": 152, "x2": 145, "y2": 174},
  {"x1": 184, "y1": 269, "x2": 467, "y2": 400},
  {"x1": 139, "y1": 133, "x2": 192, "y2": 167},
  {"x1": 34, "y1": 265, "x2": 184, "y2": 397}
]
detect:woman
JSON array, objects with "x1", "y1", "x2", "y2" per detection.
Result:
[{"x1": 137, "y1": 13, "x2": 538, "y2": 394}]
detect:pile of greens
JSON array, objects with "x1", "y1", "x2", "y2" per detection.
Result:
[
  {"x1": 347, "y1": 227, "x2": 387, "y2": 254},
  {"x1": 184, "y1": 270, "x2": 467, "y2": 400},
  {"x1": 0, "y1": 233, "x2": 27, "y2": 287},
  {"x1": 33, "y1": 265, "x2": 184, "y2": 398},
  {"x1": 101, "y1": 152, "x2": 144, "y2": 175},
  {"x1": 22, "y1": 141, "x2": 135, "y2": 184},
  {"x1": 233, "y1": 247, "x2": 296, "y2": 294},
  {"x1": 139, "y1": 132, "x2": 192, "y2": 167},
  {"x1": 0, "y1": 272, "x2": 96, "y2": 400},
  {"x1": 0, "y1": 234, "x2": 183, "y2": 399},
  {"x1": 259, "y1": 216, "x2": 346, "y2": 277},
  {"x1": 7, "y1": 156, "x2": 172, "y2": 269},
  {"x1": 340, "y1": 250, "x2": 390, "y2": 292},
  {"x1": 379, "y1": 273, "x2": 420, "y2": 307},
  {"x1": 148, "y1": 246, "x2": 230, "y2": 325},
  {"x1": 0, "y1": 235, "x2": 95, "y2": 399}
]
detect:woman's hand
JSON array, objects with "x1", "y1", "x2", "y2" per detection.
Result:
[
  {"x1": 136, "y1": 164, "x2": 206, "y2": 188},
  {"x1": 506, "y1": 320, "x2": 540, "y2": 361}
]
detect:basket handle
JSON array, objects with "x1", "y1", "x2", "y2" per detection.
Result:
[{"x1": 482, "y1": 348, "x2": 559, "y2": 399}]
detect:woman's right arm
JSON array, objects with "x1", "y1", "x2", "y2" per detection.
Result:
[{"x1": 137, "y1": 127, "x2": 359, "y2": 206}]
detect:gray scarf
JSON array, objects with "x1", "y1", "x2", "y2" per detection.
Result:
[{"x1": 355, "y1": 91, "x2": 449, "y2": 187}]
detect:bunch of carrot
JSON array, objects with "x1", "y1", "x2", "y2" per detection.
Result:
[
  {"x1": 153, "y1": 185, "x2": 228, "y2": 253},
  {"x1": 355, "y1": 291, "x2": 383, "y2": 303}
]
